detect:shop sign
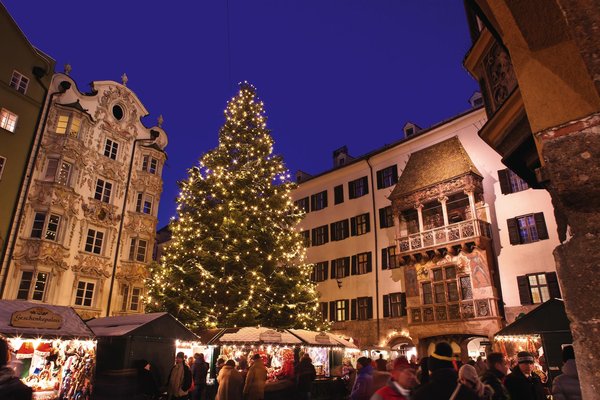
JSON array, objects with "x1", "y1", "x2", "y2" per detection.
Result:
[
  {"x1": 259, "y1": 330, "x2": 282, "y2": 343},
  {"x1": 10, "y1": 307, "x2": 62, "y2": 329}
]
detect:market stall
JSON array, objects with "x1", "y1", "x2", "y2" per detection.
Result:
[
  {"x1": 494, "y1": 298, "x2": 573, "y2": 384},
  {"x1": 0, "y1": 300, "x2": 96, "y2": 400},
  {"x1": 87, "y1": 312, "x2": 200, "y2": 399}
]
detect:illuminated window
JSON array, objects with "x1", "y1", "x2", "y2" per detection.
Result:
[
  {"x1": 55, "y1": 113, "x2": 81, "y2": 138},
  {"x1": 0, "y1": 156, "x2": 5, "y2": 180},
  {"x1": 0, "y1": 108, "x2": 18, "y2": 132},
  {"x1": 30, "y1": 212, "x2": 61, "y2": 241},
  {"x1": 45, "y1": 158, "x2": 72, "y2": 186}
]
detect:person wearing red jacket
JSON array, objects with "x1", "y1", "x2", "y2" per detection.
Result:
[{"x1": 370, "y1": 357, "x2": 417, "y2": 400}]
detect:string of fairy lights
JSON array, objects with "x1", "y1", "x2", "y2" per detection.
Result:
[{"x1": 146, "y1": 82, "x2": 327, "y2": 331}]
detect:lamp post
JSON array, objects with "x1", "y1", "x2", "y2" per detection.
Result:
[{"x1": 105, "y1": 130, "x2": 159, "y2": 316}]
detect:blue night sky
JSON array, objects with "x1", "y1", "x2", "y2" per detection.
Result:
[{"x1": 3, "y1": 1, "x2": 478, "y2": 227}]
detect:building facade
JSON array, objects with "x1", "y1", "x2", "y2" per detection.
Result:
[
  {"x1": 462, "y1": 2, "x2": 600, "y2": 395},
  {"x1": 291, "y1": 107, "x2": 560, "y2": 357},
  {"x1": 0, "y1": 4, "x2": 55, "y2": 285},
  {"x1": 0, "y1": 72, "x2": 168, "y2": 319}
]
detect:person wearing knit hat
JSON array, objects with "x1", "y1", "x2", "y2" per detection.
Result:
[
  {"x1": 412, "y1": 342, "x2": 459, "y2": 400},
  {"x1": 371, "y1": 357, "x2": 417, "y2": 400},
  {"x1": 504, "y1": 351, "x2": 545, "y2": 400},
  {"x1": 350, "y1": 357, "x2": 374, "y2": 400},
  {"x1": 448, "y1": 364, "x2": 494, "y2": 400}
]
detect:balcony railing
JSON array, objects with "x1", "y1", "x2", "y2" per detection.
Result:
[
  {"x1": 398, "y1": 219, "x2": 491, "y2": 253},
  {"x1": 409, "y1": 298, "x2": 495, "y2": 324}
]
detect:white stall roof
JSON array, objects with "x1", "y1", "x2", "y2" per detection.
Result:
[
  {"x1": 288, "y1": 329, "x2": 358, "y2": 348},
  {"x1": 217, "y1": 327, "x2": 302, "y2": 345},
  {"x1": 0, "y1": 300, "x2": 94, "y2": 339},
  {"x1": 87, "y1": 312, "x2": 199, "y2": 341}
]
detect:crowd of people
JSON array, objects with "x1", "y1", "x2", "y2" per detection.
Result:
[
  {"x1": 345, "y1": 341, "x2": 582, "y2": 400},
  {"x1": 162, "y1": 351, "x2": 316, "y2": 400}
]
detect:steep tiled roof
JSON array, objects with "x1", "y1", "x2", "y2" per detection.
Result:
[{"x1": 390, "y1": 136, "x2": 481, "y2": 199}]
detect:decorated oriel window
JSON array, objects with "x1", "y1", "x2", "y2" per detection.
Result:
[{"x1": 422, "y1": 266, "x2": 472, "y2": 305}]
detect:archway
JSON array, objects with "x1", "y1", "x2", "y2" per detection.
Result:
[{"x1": 387, "y1": 335, "x2": 417, "y2": 361}]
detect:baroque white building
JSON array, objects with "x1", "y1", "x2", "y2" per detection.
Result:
[
  {"x1": 0, "y1": 72, "x2": 168, "y2": 319},
  {"x1": 291, "y1": 106, "x2": 561, "y2": 356}
]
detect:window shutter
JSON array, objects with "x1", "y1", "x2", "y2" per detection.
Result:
[
  {"x1": 507, "y1": 218, "x2": 521, "y2": 245},
  {"x1": 321, "y1": 303, "x2": 328, "y2": 321},
  {"x1": 351, "y1": 299, "x2": 357, "y2": 320},
  {"x1": 344, "y1": 258, "x2": 350, "y2": 277},
  {"x1": 546, "y1": 272, "x2": 561, "y2": 299},
  {"x1": 329, "y1": 301, "x2": 336, "y2": 322},
  {"x1": 379, "y1": 208, "x2": 386, "y2": 227},
  {"x1": 383, "y1": 295, "x2": 390, "y2": 317},
  {"x1": 365, "y1": 213, "x2": 371, "y2": 233},
  {"x1": 343, "y1": 219, "x2": 349, "y2": 239},
  {"x1": 401, "y1": 293, "x2": 407, "y2": 316},
  {"x1": 310, "y1": 195, "x2": 316, "y2": 211},
  {"x1": 345, "y1": 299, "x2": 350, "y2": 321},
  {"x1": 367, "y1": 297, "x2": 373, "y2": 319},
  {"x1": 376, "y1": 170, "x2": 383, "y2": 189},
  {"x1": 350, "y1": 217, "x2": 357, "y2": 236},
  {"x1": 324, "y1": 262, "x2": 329, "y2": 280},
  {"x1": 362, "y1": 177, "x2": 369, "y2": 194},
  {"x1": 330, "y1": 261, "x2": 336, "y2": 279},
  {"x1": 382, "y1": 248, "x2": 389, "y2": 270},
  {"x1": 310, "y1": 266, "x2": 316, "y2": 282},
  {"x1": 517, "y1": 275, "x2": 533, "y2": 305},
  {"x1": 334, "y1": 185, "x2": 344, "y2": 204},
  {"x1": 330, "y1": 223, "x2": 336, "y2": 241},
  {"x1": 534, "y1": 212, "x2": 549, "y2": 240},
  {"x1": 366, "y1": 252, "x2": 372, "y2": 273},
  {"x1": 324, "y1": 226, "x2": 329, "y2": 244},
  {"x1": 351, "y1": 256, "x2": 357, "y2": 275},
  {"x1": 323, "y1": 192, "x2": 328, "y2": 208},
  {"x1": 498, "y1": 169, "x2": 511, "y2": 194},
  {"x1": 311, "y1": 229, "x2": 317, "y2": 246},
  {"x1": 348, "y1": 182, "x2": 355, "y2": 199},
  {"x1": 391, "y1": 165, "x2": 398, "y2": 184}
]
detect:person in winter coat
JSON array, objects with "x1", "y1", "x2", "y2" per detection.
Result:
[
  {"x1": 295, "y1": 354, "x2": 316, "y2": 399},
  {"x1": 480, "y1": 352, "x2": 510, "y2": 400},
  {"x1": 370, "y1": 357, "x2": 417, "y2": 400},
  {"x1": 167, "y1": 352, "x2": 192, "y2": 400},
  {"x1": 552, "y1": 346, "x2": 582, "y2": 400},
  {"x1": 191, "y1": 353, "x2": 209, "y2": 400},
  {"x1": 504, "y1": 352, "x2": 545, "y2": 400},
  {"x1": 216, "y1": 360, "x2": 243, "y2": 400},
  {"x1": 412, "y1": 342, "x2": 458, "y2": 400},
  {"x1": 351, "y1": 357, "x2": 374, "y2": 400},
  {"x1": 448, "y1": 364, "x2": 493, "y2": 400},
  {"x1": 243, "y1": 354, "x2": 268, "y2": 400},
  {"x1": 0, "y1": 337, "x2": 32, "y2": 400}
]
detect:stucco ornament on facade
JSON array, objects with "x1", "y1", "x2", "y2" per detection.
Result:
[
  {"x1": 73, "y1": 254, "x2": 112, "y2": 278},
  {"x1": 13, "y1": 240, "x2": 70, "y2": 274},
  {"x1": 81, "y1": 200, "x2": 121, "y2": 226},
  {"x1": 94, "y1": 86, "x2": 139, "y2": 138}
]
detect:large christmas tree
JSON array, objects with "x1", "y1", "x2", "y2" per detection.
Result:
[{"x1": 147, "y1": 82, "x2": 323, "y2": 330}]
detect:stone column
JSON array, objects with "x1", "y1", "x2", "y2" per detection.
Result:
[
  {"x1": 438, "y1": 196, "x2": 449, "y2": 226},
  {"x1": 465, "y1": 190, "x2": 476, "y2": 221},
  {"x1": 415, "y1": 203, "x2": 424, "y2": 233},
  {"x1": 536, "y1": 112, "x2": 600, "y2": 400}
]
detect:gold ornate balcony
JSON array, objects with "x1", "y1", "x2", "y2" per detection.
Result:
[{"x1": 397, "y1": 218, "x2": 491, "y2": 255}]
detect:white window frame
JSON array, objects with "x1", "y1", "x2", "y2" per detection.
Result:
[
  {"x1": 30, "y1": 212, "x2": 62, "y2": 241},
  {"x1": 104, "y1": 138, "x2": 119, "y2": 160},
  {"x1": 9, "y1": 70, "x2": 29, "y2": 94},
  {"x1": 74, "y1": 279, "x2": 96, "y2": 307},
  {"x1": 85, "y1": 228, "x2": 104, "y2": 255},
  {"x1": 55, "y1": 113, "x2": 82, "y2": 138},
  {"x1": 0, "y1": 108, "x2": 18, "y2": 132},
  {"x1": 0, "y1": 156, "x2": 5, "y2": 180},
  {"x1": 136, "y1": 192, "x2": 154, "y2": 214},
  {"x1": 44, "y1": 157, "x2": 72, "y2": 186},
  {"x1": 130, "y1": 287, "x2": 142, "y2": 311},
  {"x1": 142, "y1": 155, "x2": 158, "y2": 174},
  {"x1": 16, "y1": 270, "x2": 49, "y2": 301},
  {"x1": 94, "y1": 179, "x2": 113, "y2": 203},
  {"x1": 129, "y1": 238, "x2": 148, "y2": 262}
]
